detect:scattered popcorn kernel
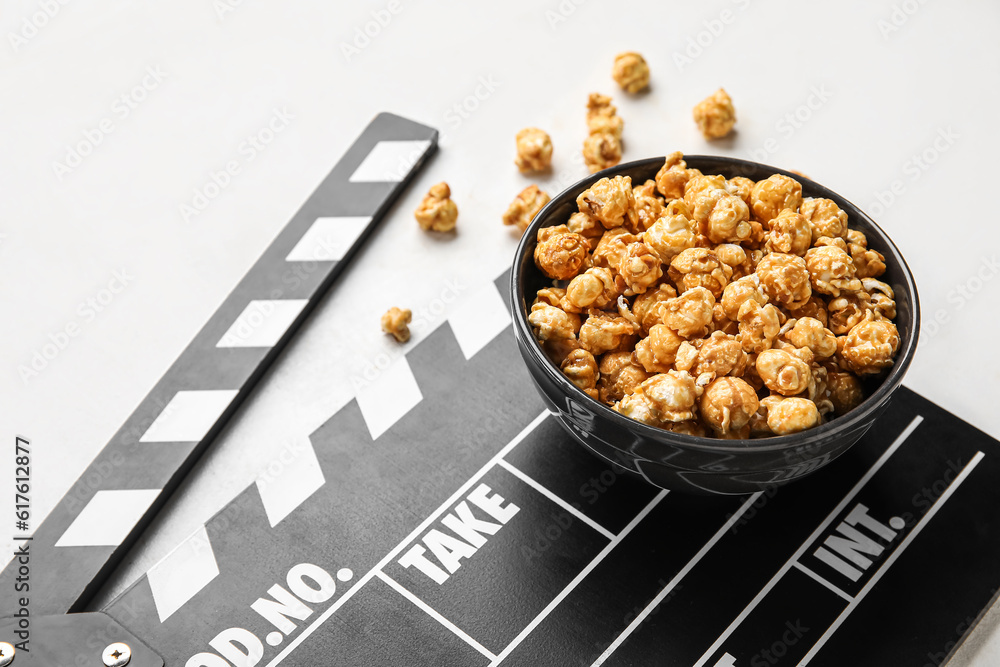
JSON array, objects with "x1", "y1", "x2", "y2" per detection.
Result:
[
  {"x1": 612, "y1": 51, "x2": 651, "y2": 93},
  {"x1": 839, "y1": 318, "x2": 900, "y2": 375},
  {"x1": 529, "y1": 302, "x2": 581, "y2": 341},
  {"x1": 765, "y1": 397, "x2": 821, "y2": 435},
  {"x1": 414, "y1": 182, "x2": 458, "y2": 232},
  {"x1": 515, "y1": 127, "x2": 554, "y2": 173},
  {"x1": 381, "y1": 307, "x2": 412, "y2": 343},
  {"x1": 598, "y1": 351, "x2": 649, "y2": 403},
  {"x1": 765, "y1": 209, "x2": 812, "y2": 256},
  {"x1": 583, "y1": 132, "x2": 623, "y2": 173},
  {"x1": 755, "y1": 252, "x2": 813, "y2": 311},
  {"x1": 785, "y1": 317, "x2": 837, "y2": 358},
  {"x1": 756, "y1": 348, "x2": 813, "y2": 396},
  {"x1": 693, "y1": 88, "x2": 736, "y2": 139},
  {"x1": 503, "y1": 185, "x2": 550, "y2": 234},
  {"x1": 640, "y1": 370, "x2": 701, "y2": 422},
  {"x1": 800, "y1": 198, "x2": 848, "y2": 242},
  {"x1": 750, "y1": 174, "x2": 803, "y2": 224},
  {"x1": 804, "y1": 245, "x2": 861, "y2": 297},
  {"x1": 561, "y1": 348, "x2": 600, "y2": 400},
  {"x1": 586, "y1": 93, "x2": 624, "y2": 138},
  {"x1": 535, "y1": 230, "x2": 590, "y2": 280},
  {"x1": 577, "y1": 176, "x2": 638, "y2": 229},
  {"x1": 700, "y1": 376, "x2": 758, "y2": 435}
]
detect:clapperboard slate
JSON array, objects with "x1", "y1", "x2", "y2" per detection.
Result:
[{"x1": 4, "y1": 115, "x2": 1000, "y2": 667}]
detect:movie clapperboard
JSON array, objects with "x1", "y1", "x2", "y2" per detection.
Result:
[{"x1": 3, "y1": 113, "x2": 1000, "y2": 667}]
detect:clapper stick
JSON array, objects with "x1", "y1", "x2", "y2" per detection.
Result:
[{"x1": 0, "y1": 112, "x2": 438, "y2": 617}]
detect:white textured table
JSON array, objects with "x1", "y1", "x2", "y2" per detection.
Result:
[{"x1": 3, "y1": 0, "x2": 999, "y2": 662}]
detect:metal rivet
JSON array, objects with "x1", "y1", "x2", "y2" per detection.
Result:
[
  {"x1": 0, "y1": 641, "x2": 14, "y2": 666},
  {"x1": 102, "y1": 642, "x2": 131, "y2": 667}
]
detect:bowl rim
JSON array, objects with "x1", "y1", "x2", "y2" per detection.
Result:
[{"x1": 510, "y1": 154, "x2": 921, "y2": 454}]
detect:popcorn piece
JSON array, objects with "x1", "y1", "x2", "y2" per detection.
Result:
[
  {"x1": 655, "y1": 152, "x2": 696, "y2": 200},
  {"x1": 414, "y1": 182, "x2": 458, "y2": 232},
  {"x1": 756, "y1": 348, "x2": 813, "y2": 396},
  {"x1": 614, "y1": 391, "x2": 662, "y2": 427},
  {"x1": 639, "y1": 371, "x2": 701, "y2": 422},
  {"x1": 721, "y1": 274, "x2": 767, "y2": 321},
  {"x1": 693, "y1": 88, "x2": 736, "y2": 139},
  {"x1": 804, "y1": 245, "x2": 861, "y2": 297},
  {"x1": 567, "y1": 211, "x2": 604, "y2": 239},
  {"x1": 669, "y1": 248, "x2": 733, "y2": 298},
  {"x1": 579, "y1": 311, "x2": 637, "y2": 355},
  {"x1": 699, "y1": 376, "x2": 758, "y2": 435},
  {"x1": 381, "y1": 307, "x2": 412, "y2": 343},
  {"x1": 598, "y1": 351, "x2": 649, "y2": 403},
  {"x1": 534, "y1": 229, "x2": 590, "y2": 280},
  {"x1": 826, "y1": 368, "x2": 865, "y2": 415},
  {"x1": 800, "y1": 198, "x2": 848, "y2": 242},
  {"x1": 617, "y1": 242, "x2": 663, "y2": 295},
  {"x1": 612, "y1": 51, "x2": 651, "y2": 93},
  {"x1": 632, "y1": 283, "x2": 678, "y2": 333},
  {"x1": 737, "y1": 299, "x2": 781, "y2": 353},
  {"x1": 764, "y1": 396, "x2": 821, "y2": 435},
  {"x1": 726, "y1": 177, "x2": 755, "y2": 205},
  {"x1": 750, "y1": 174, "x2": 803, "y2": 224},
  {"x1": 839, "y1": 319, "x2": 900, "y2": 375},
  {"x1": 784, "y1": 317, "x2": 837, "y2": 358},
  {"x1": 635, "y1": 324, "x2": 684, "y2": 372},
  {"x1": 694, "y1": 330, "x2": 748, "y2": 378},
  {"x1": 846, "y1": 229, "x2": 887, "y2": 279},
  {"x1": 529, "y1": 302, "x2": 581, "y2": 341},
  {"x1": 583, "y1": 132, "x2": 623, "y2": 174},
  {"x1": 503, "y1": 185, "x2": 550, "y2": 234},
  {"x1": 565, "y1": 267, "x2": 621, "y2": 311},
  {"x1": 540, "y1": 337, "x2": 581, "y2": 367},
  {"x1": 586, "y1": 93, "x2": 624, "y2": 139},
  {"x1": 561, "y1": 348, "x2": 600, "y2": 400},
  {"x1": 592, "y1": 227, "x2": 638, "y2": 269},
  {"x1": 578, "y1": 175, "x2": 638, "y2": 230},
  {"x1": 633, "y1": 180, "x2": 665, "y2": 231},
  {"x1": 765, "y1": 209, "x2": 812, "y2": 256},
  {"x1": 660, "y1": 286, "x2": 715, "y2": 339},
  {"x1": 663, "y1": 420, "x2": 708, "y2": 437},
  {"x1": 643, "y1": 212, "x2": 696, "y2": 264},
  {"x1": 515, "y1": 127, "x2": 554, "y2": 173},
  {"x1": 755, "y1": 252, "x2": 813, "y2": 311},
  {"x1": 864, "y1": 278, "x2": 896, "y2": 320},
  {"x1": 692, "y1": 188, "x2": 752, "y2": 244},
  {"x1": 827, "y1": 291, "x2": 872, "y2": 335}
]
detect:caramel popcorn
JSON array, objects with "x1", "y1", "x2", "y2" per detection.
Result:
[
  {"x1": 700, "y1": 376, "x2": 758, "y2": 435},
  {"x1": 612, "y1": 52, "x2": 651, "y2": 94},
  {"x1": 503, "y1": 185, "x2": 550, "y2": 234},
  {"x1": 756, "y1": 348, "x2": 813, "y2": 396},
  {"x1": 800, "y1": 198, "x2": 848, "y2": 242},
  {"x1": 577, "y1": 176, "x2": 638, "y2": 230},
  {"x1": 763, "y1": 396, "x2": 821, "y2": 435},
  {"x1": 584, "y1": 93, "x2": 625, "y2": 173},
  {"x1": 528, "y1": 160, "x2": 902, "y2": 439},
  {"x1": 561, "y1": 349, "x2": 600, "y2": 399},
  {"x1": 515, "y1": 128, "x2": 554, "y2": 173},
  {"x1": 693, "y1": 88, "x2": 736, "y2": 140},
  {"x1": 838, "y1": 318, "x2": 900, "y2": 375},
  {"x1": 655, "y1": 152, "x2": 696, "y2": 200},
  {"x1": 598, "y1": 351, "x2": 649, "y2": 403},
  {"x1": 750, "y1": 174, "x2": 803, "y2": 224},
  {"x1": 756, "y1": 253, "x2": 812, "y2": 310},
  {"x1": 415, "y1": 182, "x2": 458, "y2": 232},
  {"x1": 381, "y1": 307, "x2": 412, "y2": 343},
  {"x1": 534, "y1": 229, "x2": 590, "y2": 280}
]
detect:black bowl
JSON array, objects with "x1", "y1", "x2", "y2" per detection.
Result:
[{"x1": 510, "y1": 156, "x2": 920, "y2": 495}]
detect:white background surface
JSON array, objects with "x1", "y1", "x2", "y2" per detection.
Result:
[{"x1": 3, "y1": 0, "x2": 1000, "y2": 662}]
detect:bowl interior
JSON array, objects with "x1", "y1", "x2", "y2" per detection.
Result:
[{"x1": 512, "y1": 155, "x2": 920, "y2": 453}]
